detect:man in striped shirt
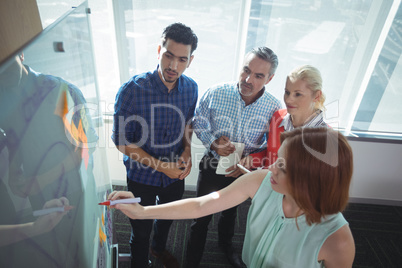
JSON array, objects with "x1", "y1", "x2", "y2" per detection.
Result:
[{"x1": 187, "y1": 47, "x2": 281, "y2": 268}]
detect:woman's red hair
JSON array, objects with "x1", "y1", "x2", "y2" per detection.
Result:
[{"x1": 280, "y1": 127, "x2": 353, "y2": 225}]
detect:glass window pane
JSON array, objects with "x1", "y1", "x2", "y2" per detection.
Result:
[
  {"x1": 114, "y1": 0, "x2": 244, "y2": 100},
  {"x1": 105, "y1": 0, "x2": 402, "y2": 139},
  {"x1": 246, "y1": 0, "x2": 402, "y2": 138},
  {"x1": 354, "y1": 3, "x2": 402, "y2": 134},
  {"x1": 0, "y1": 3, "x2": 112, "y2": 266},
  {"x1": 36, "y1": 0, "x2": 84, "y2": 29},
  {"x1": 246, "y1": 0, "x2": 375, "y2": 125}
]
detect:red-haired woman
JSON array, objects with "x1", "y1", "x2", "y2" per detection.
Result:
[{"x1": 108, "y1": 128, "x2": 355, "y2": 267}]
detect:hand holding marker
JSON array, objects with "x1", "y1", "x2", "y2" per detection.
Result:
[
  {"x1": 33, "y1": 206, "x2": 74, "y2": 217},
  {"x1": 237, "y1": 164, "x2": 251, "y2": 173},
  {"x1": 99, "y1": 197, "x2": 141, "y2": 206}
]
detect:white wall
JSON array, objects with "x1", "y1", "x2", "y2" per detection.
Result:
[
  {"x1": 106, "y1": 122, "x2": 402, "y2": 205},
  {"x1": 348, "y1": 139, "x2": 402, "y2": 205}
]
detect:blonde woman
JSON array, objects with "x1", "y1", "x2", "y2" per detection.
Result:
[{"x1": 249, "y1": 65, "x2": 327, "y2": 169}]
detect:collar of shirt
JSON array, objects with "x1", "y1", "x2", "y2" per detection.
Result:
[
  {"x1": 234, "y1": 83, "x2": 267, "y2": 107},
  {"x1": 153, "y1": 65, "x2": 181, "y2": 94},
  {"x1": 279, "y1": 110, "x2": 326, "y2": 131}
]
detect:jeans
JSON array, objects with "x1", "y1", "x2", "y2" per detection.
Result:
[{"x1": 127, "y1": 179, "x2": 184, "y2": 268}]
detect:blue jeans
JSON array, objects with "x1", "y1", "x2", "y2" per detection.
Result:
[{"x1": 127, "y1": 179, "x2": 184, "y2": 268}]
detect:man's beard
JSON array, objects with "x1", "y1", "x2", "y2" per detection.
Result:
[{"x1": 239, "y1": 81, "x2": 254, "y2": 97}]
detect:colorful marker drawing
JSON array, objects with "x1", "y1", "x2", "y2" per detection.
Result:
[{"x1": 54, "y1": 87, "x2": 90, "y2": 169}]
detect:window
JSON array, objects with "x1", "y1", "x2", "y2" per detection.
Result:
[
  {"x1": 40, "y1": 0, "x2": 402, "y2": 139},
  {"x1": 245, "y1": 0, "x2": 402, "y2": 138},
  {"x1": 353, "y1": 2, "x2": 402, "y2": 135},
  {"x1": 110, "y1": 0, "x2": 245, "y2": 102}
]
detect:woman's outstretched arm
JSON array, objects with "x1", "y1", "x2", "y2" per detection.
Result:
[{"x1": 108, "y1": 169, "x2": 268, "y2": 220}]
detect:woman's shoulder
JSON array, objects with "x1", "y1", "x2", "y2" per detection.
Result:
[
  {"x1": 318, "y1": 224, "x2": 355, "y2": 267},
  {"x1": 270, "y1": 109, "x2": 288, "y2": 128},
  {"x1": 245, "y1": 169, "x2": 272, "y2": 199},
  {"x1": 273, "y1": 109, "x2": 288, "y2": 118}
]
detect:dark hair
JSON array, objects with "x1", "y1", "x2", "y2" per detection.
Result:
[
  {"x1": 280, "y1": 127, "x2": 353, "y2": 225},
  {"x1": 248, "y1": 47, "x2": 278, "y2": 76},
  {"x1": 161, "y1": 23, "x2": 198, "y2": 54}
]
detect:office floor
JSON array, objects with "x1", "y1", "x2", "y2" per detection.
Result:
[{"x1": 112, "y1": 186, "x2": 402, "y2": 267}]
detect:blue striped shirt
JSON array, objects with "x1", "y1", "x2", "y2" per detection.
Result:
[
  {"x1": 112, "y1": 67, "x2": 198, "y2": 187},
  {"x1": 193, "y1": 82, "x2": 281, "y2": 159}
]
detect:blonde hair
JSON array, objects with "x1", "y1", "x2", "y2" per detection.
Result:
[{"x1": 288, "y1": 65, "x2": 326, "y2": 110}]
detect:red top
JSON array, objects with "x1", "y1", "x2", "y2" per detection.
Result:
[{"x1": 251, "y1": 109, "x2": 287, "y2": 169}]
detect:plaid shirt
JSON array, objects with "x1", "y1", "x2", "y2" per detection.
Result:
[
  {"x1": 193, "y1": 82, "x2": 281, "y2": 159},
  {"x1": 112, "y1": 67, "x2": 198, "y2": 187}
]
